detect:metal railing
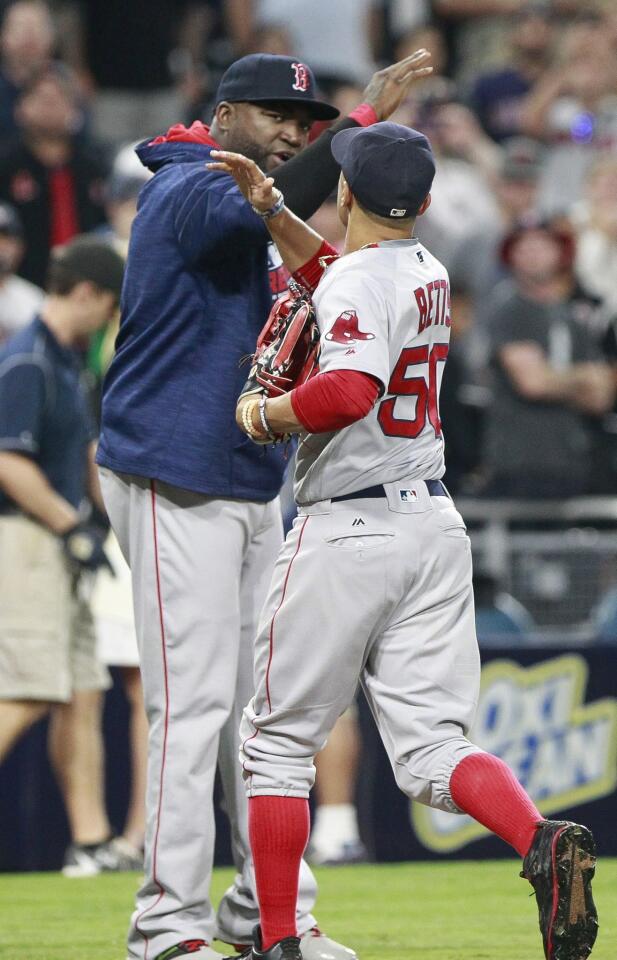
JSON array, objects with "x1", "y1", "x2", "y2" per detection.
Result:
[{"x1": 457, "y1": 497, "x2": 617, "y2": 644}]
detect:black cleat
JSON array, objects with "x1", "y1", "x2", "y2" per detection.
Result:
[
  {"x1": 251, "y1": 926, "x2": 302, "y2": 960},
  {"x1": 521, "y1": 820, "x2": 598, "y2": 960}
]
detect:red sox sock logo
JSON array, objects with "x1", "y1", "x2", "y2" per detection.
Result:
[
  {"x1": 291, "y1": 62, "x2": 310, "y2": 92},
  {"x1": 325, "y1": 310, "x2": 376, "y2": 348}
]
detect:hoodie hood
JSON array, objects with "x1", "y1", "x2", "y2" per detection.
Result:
[{"x1": 136, "y1": 121, "x2": 221, "y2": 173}]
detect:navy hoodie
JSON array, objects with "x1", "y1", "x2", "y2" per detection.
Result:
[{"x1": 96, "y1": 125, "x2": 288, "y2": 501}]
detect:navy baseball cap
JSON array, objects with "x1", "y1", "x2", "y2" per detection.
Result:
[
  {"x1": 215, "y1": 54, "x2": 339, "y2": 121},
  {"x1": 331, "y1": 122, "x2": 436, "y2": 219}
]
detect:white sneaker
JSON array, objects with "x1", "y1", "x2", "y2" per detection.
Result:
[
  {"x1": 306, "y1": 839, "x2": 368, "y2": 867},
  {"x1": 299, "y1": 929, "x2": 357, "y2": 960},
  {"x1": 223, "y1": 928, "x2": 357, "y2": 960},
  {"x1": 62, "y1": 836, "x2": 143, "y2": 877}
]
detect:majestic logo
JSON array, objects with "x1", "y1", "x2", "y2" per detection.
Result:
[
  {"x1": 291, "y1": 62, "x2": 310, "y2": 92},
  {"x1": 325, "y1": 310, "x2": 375, "y2": 345},
  {"x1": 352, "y1": 517, "x2": 365, "y2": 527},
  {"x1": 411, "y1": 655, "x2": 617, "y2": 852}
]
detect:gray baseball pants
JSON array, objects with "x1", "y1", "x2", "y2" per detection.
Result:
[
  {"x1": 99, "y1": 469, "x2": 317, "y2": 960},
  {"x1": 241, "y1": 480, "x2": 483, "y2": 807}
]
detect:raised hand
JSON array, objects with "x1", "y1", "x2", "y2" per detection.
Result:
[
  {"x1": 207, "y1": 151, "x2": 278, "y2": 213},
  {"x1": 361, "y1": 49, "x2": 433, "y2": 121}
]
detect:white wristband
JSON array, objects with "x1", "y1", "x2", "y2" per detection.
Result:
[
  {"x1": 258, "y1": 395, "x2": 277, "y2": 441},
  {"x1": 252, "y1": 190, "x2": 285, "y2": 220}
]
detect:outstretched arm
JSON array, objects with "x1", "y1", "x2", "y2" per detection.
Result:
[{"x1": 207, "y1": 151, "x2": 326, "y2": 274}]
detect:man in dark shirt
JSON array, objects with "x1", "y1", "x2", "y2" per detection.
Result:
[
  {"x1": 484, "y1": 220, "x2": 615, "y2": 497},
  {"x1": 469, "y1": 3, "x2": 555, "y2": 142},
  {"x1": 0, "y1": 0, "x2": 55, "y2": 138},
  {"x1": 0, "y1": 66, "x2": 108, "y2": 287},
  {"x1": 67, "y1": 0, "x2": 212, "y2": 145},
  {"x1": 0, "y1": 236, "x2": 127, "y2": 871}
]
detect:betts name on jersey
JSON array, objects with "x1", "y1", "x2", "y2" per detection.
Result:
[{"x1": 294, "y1": 238, "x2": 451, "y2": 504}]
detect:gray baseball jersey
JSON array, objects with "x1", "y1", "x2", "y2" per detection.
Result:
[
  {"x1": 241, "y1": 238, "x2": 483, "y2": 812},
  {"x1": 295, "y1": 239, "x2": 450, "y2": 503}
]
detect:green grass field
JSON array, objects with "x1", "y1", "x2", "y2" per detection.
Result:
[{"x1": 1, "y1": 860, "x2": 615, "y2": 960}]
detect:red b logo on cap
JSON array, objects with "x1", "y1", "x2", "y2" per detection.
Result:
[{"x1": 291, "y1": 62, "x2": 309, "y2": 92}]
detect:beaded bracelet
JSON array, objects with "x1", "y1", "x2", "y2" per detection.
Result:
[{"x1": 241, "y1": 398, "x2": 265, "y2": 441}]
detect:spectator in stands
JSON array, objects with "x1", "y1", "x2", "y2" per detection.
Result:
[
  {"x1": 574, "y1": 158, "x2": 617, "y2": 493},
  {"x1": 470, "y1": 2, "x2": 556, "y2": 142},
  {"x1": 309, "y1": 706, "x2": 367, "y2": 866},
  {"x1": 61, "y1": 1, "x2": 217, "y2": 145},
  {"x1": 0, "y1": 236, "x2": 138, "y2": 875},
  {"x1": 385, "y1": 0, "x2": 432, "y2": 46},
  {"x1": 433, "y1": 0, "x2": 579, "y2": 84},
  {"x1": 0, "y1": 201, "x2": 43, "y2": 343},
  {"x1": 392, "y1": 21, "x2": 452, "y2": 105},
  {"x1": 414, "y1": 95, "x2": 502, "y2": 267},
  {"x1": 450, "y1": 137, "x2": 543, "y2": 331},
  {"x1": 98, "y1": 141, "x2": 153, "y2": 259},
  {"x1": 91, "y1": 533, "x2": 147, "y2": 865},
  {"x1": 226, "y1": 0, "x2": 380, "y2": 87},
  {"x1": 246, "y1": 24, "x2": 293, "y2": 57},
  {"x1": 0, "y1": 0, "x2": 54, "y2": 138},
  {"x1": 393, "y1": 21, "x2": 449, "y2": 75},
  {"x1": 0, "y1": 66, "x2": 108, "y2": 288},
  {"x1": 88, "y1": 143, "x2": 152, "y2": 403},
  {"x1": 433, "y1": 0, "x2": 524, "y2": 82},
  {"x1": 483, "y1": 219, "x2": 615, "y2": 498},
  {"x1": 520, "y1": 12, "x2": 617, "y2": 215},
  {"x1": 571, "y1": 156, "x2": 617, "y2": 316}
]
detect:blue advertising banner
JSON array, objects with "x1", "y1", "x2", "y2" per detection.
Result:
[
  {"x1": 1, "y1": 647, "x2": 616, "y2": 870},
  {"x1": 356, "y1": 646, "x2": 617, "y2": 860}
]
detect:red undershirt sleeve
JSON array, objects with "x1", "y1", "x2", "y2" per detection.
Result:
[
  {"x1": 292, "y1": 240, "x2": 339, "y2": 293},
  {"x1": 290, "y1": 369, "x2": 381, "y2": 434}
]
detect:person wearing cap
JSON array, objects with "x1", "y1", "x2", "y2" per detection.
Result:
[
  {"x1": 0, "y1": 236, "x2": 131, "y2": 870},
  {"x1": 483, "y1": 217, "x2": 615, "y2": 498},
  {"x1": 0, "y1": 200, "x2": 43, "y2": 345},
  {"x1": 96, "y1": 50, "x2": 434, "y2": 960},
  {"x1": 218, "y1": 120, "x2": 598, "y2": 960}
]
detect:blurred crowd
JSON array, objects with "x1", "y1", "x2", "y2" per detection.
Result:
[
  {"x1": 0, "y1": 0, "x2": 615, "y2": 496},
  {"x1": 1, "y1": 0, "x2": 617, "y2": 873}
]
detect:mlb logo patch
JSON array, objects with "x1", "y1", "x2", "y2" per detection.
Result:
[{"x1": 399, "y1": 489, "x2": 418, "y2": 502}]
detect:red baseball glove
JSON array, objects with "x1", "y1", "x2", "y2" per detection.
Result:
[{"x1": 239, "y1": 281, "x2": 320, "y2": 401}]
